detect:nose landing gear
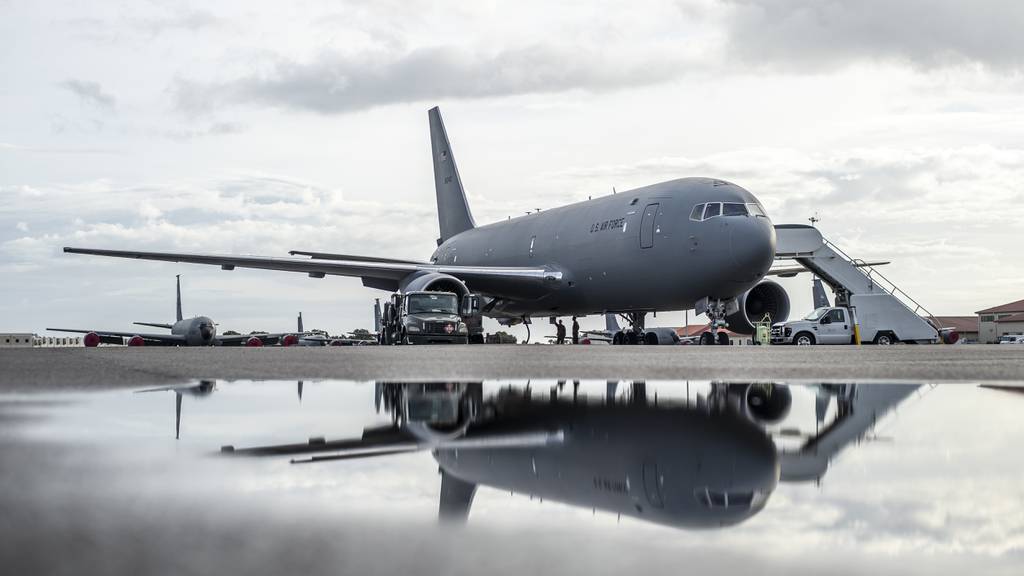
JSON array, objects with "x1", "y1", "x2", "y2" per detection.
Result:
[{"x1": 697, "y1": 298, "x2": 732, "y2": 346}]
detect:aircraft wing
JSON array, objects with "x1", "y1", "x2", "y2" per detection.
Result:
[
  {"x1": 221, "y1": 427, "x2": 564, "y2": 464},
  {"x1": 46, "y1": 327, "x2": 186, "y2": 345},
  {"x1": 216, "y1": 332, "x2": 295, "y2": 346},
  {"x1": 64, "y1": 247, "x2": 561, "y2": 292}
]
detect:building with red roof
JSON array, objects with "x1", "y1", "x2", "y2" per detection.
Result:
[{"x1": 976, "y1": 299, "x2": 1024, "y2": 343}]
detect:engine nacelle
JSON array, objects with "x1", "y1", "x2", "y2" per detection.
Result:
[
  {"x1": 712, "y1": 383, "x2": 792, "y2": 425},
  {"x1": 281, "y1": 334, "x2": 299, "y2": 347},
  {"x1": 245, "y1": 336, "x2": 264, "y2": 347},
  {"x1": 399, "y1": 271, "x2": 470, "y2": 300},
  {"x1": 742, "y1": 383, "x2": 792, "y2": 425},
  {"x1": 83, "y1": 332, "x2": 100, "y2": 347},
  {"x1": 725, "y1": 280, "x2": 790, "y2": 334},
  {"x1": 127, "y1": 335, "x2": 145, "y2": 347}
]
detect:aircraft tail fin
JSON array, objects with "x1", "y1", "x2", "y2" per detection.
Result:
[
  {"x1": 439, "y1": 469, "x2": 477, "y2": 524},
  {"x1": 605, "y1": 313, "x2": 621, "y2": 333},
  {"x1": 429, "y1": 107, "x2": 475, "y2": 244},
  {"x1": 374, "y1": 299, "x2": 382, "y2": 333},
  {"x1": 297, "y1": 312, "x2": 304, "y2": 333},
  {"x1": 175, "y1": 275, "x2": 183, "y2": 322},
  {"x1": 812, "y1": 277, "x2": 831, "y2": 308}
]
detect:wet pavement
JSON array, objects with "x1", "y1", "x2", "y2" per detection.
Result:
[
  {"x1": 1, "y1": 379, "x2": 1022, "y2": 575},
  {"x1": 3, "y1": 346, "x2": 1024, "y2": 389}
]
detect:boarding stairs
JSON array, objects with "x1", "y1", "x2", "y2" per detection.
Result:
[{"x1": 773, "y1": 225, "x2": 940, "y2": 342}]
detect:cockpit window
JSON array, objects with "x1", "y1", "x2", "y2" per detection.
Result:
[
  {"x1": 747, "y1": 203, "x2": 766, "y2": 217},
  {"x1": 722, "y1": 203, "x2": 748, "y2": 216},
  {"x1": 703, "y1": 203, "x2": 721, "y2": 219},
  {"x1": 689, "y1": 204, "x2": 705, "y2": 221}
]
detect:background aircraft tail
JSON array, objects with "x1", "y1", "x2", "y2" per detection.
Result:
[
  {"x1": 175, "y1": 275, "x2": 183, "y2": 321},
  {"x1": 429, "y1": 107, "x2": 475, "y2": 245},
  {"x1": 297, "y1": 312, "x2": 304, "y2": 333},
  {"x1": 812, "y1": 277, "x2": 831, "y2": 308},
  {"x1": 605, "y1": 313, "x2": 621, "y2": 333}
]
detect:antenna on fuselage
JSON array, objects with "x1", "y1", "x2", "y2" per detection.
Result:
[{"x1": 612, "y1": 187, "x2": 617, "y2": 194}]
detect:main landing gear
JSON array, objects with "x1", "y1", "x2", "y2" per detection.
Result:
[
  {"x1": 611, "y1": 312, "x2": 647, "y2": 345},
  {"x1": 698, "y1": 299, "x2": 731, "y2": 346}
]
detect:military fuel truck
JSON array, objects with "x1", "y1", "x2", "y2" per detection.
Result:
[{"x1": 378, "y1": 291, "x2": 482, "y2": 345}]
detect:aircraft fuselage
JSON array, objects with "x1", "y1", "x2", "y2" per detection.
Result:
[{"x1": 431, "y1": 178, "x2": 775, "y2": 317}]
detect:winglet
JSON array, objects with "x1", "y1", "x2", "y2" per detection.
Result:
[
  {"x1": 175, "y1": 275, "x2": 183, "y2": 322},
  {"x1": 429, "y1": 107, "x2": 475, "y2": 244}
]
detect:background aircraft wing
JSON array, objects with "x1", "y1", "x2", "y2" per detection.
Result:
[
  {"x1": 64, "y1": 247, "x2": 560, "y2": 292},
  {"x1": 46, "y1": 327, "x2": 186, "y2": 345},
  {"x1": 288, "y1": 251, "x2": 425, "y2": 265}
]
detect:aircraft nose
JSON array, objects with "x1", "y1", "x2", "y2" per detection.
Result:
[
  {"x1": 200, "y1": 325, "x2": 214, "y2": 340},
  {"x1": 729, "y1": 217, "x2": 775, "y2": 283}
]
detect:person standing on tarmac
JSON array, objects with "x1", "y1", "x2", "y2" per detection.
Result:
[
  {"x1": 556, "y1": 319, "x2": 566, "y2": 345},
  {"x1": 571, "y1": 317, "x2": 580, "y2": 345}
]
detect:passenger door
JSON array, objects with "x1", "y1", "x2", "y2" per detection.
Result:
[{"x1": 640, "y1": 203, "x2": 660, "y2": 248}]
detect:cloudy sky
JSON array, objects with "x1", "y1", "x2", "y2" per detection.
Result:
[{"x1": 2, "y1": 0, "x2": 1023, "y2": 337}]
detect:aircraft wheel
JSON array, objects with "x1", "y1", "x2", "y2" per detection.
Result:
[
  {"x1": 645, "y1": 332, "x2": 659, "y2": 345},
  {"x1": 612, "y1": 332, "x2": 624, "y2": 345},
  {"x1": 699, "y1": 332, "x2": 715, "y2": 346},
  {"x1": 626, "y1": 331, "x2": 640, "y2": 345},
  {"x1": 716, "y1": 332, "x2": 730, "y2": 346},
  {"x1": 794, "y1": 332, "x2": 815, "y2": 346}
]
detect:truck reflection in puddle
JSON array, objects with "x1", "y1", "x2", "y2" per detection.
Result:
[{"x1": 219, "y1": 381, "x2": 918, "y2": 530}]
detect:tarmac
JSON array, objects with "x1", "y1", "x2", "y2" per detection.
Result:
[{"x1": 3, "y1": 345, "x2": 1024, "y2": 390}]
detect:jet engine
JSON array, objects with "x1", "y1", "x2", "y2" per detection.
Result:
[
  {"x1": 281, "y1": 334, "x2": 299, "y2": 347},
  {"x1": 245, "y1": 336, "x2": 264, "y2": 347},
  {"x1": 713, "y1": 383, "x2": 793, "y2": 425},
  {"x1": 127, "y1": 335, "x2": 145, "y2": 347},
  {"x1": 399, "y1": 271, "x2": 470, "y2": 300},
  {"x1": 83, "y1": 332, "x2": 100, "y2": 347},
  {"x1": 725, "y1": 281, "x2": 790, "y2": 334}
]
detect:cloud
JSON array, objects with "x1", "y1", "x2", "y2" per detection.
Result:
[
  {"x1": 59, "y1": 79, "x2": 117, "y2": 109},
  {"x1": 720, "y1": 0, "x2": 1024, "y2": 71},
  {"x1": 174, "y1": 44, "x2": 690, "y2": 115}
]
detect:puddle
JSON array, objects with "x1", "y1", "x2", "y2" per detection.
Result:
[{"x1": 2, "y1": 380, "x2": 1023, "y2": 575}]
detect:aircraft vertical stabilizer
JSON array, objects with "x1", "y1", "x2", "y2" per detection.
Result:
[
  {"x1": 605, "y1": 313, "x2": 621, "y2": 333},
  {"x1": 429, "y1": 107, "x2": 475, "y2": 244},
  {"x1": 297, "y1": 312, "x2": 304, "y2": 333},
  {"x1": 175, "y1": 275, "x2": 183, "y2": 322},
  {"x1": 812, "y1": 277, "x2": 831, "y2": 308}
]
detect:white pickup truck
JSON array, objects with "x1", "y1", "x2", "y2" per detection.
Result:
[{"x1": 771, "y1": 294, "x2": 939, "y2": 346}]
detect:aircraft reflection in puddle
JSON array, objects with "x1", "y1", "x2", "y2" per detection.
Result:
[
  {"x1": 140, "y1": 380, "x2": 308, "y2": 439},
  {"x1": 218, "y1": 381, "x2": 920, "y2": 530},
  {"x1": 136, "y1": 380, "x2": 217, "y2": 439}
]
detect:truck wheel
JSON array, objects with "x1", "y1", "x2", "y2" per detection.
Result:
[
  {"x1": 794, "y1": 332, "x2": 815, "y2": 346},
  {"x1": 645, "y1": 333, "x2": 659, "y2": 345},
  {"x1": 874, "y1": 333, "x2": 896, "y2": 345}
]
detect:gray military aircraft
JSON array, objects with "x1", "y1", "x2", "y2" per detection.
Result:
[
  {"x1": 48, "y1": 275, "x2": 300, "y2": 347},
  {"x1": 64, "y1": 107, "x2": 788, "y2": 344},
  {"x1": 221, "y1": 381, "x2": 919, "y2": 529}
]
